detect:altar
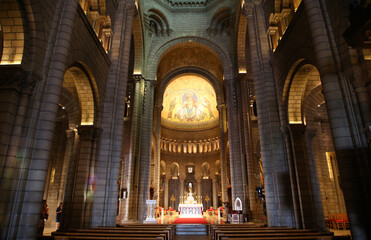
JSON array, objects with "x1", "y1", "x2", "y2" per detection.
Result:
[
  {"x1": 178, "y1": 203, "x2": 203, "y2": 216},
  {"x1": 178, "y1": 185, "x2": 204, "y2": 218}
]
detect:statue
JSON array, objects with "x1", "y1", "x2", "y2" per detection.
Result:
[{"x1": 185, "y1": 182, "x2": 196, "y2": 204}]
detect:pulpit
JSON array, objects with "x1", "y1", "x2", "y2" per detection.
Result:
[{"x1": 144, "y1": 200, "x2": 157, "y2": 223}]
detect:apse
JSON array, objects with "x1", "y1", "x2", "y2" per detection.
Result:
[{"x1": 161, "y1": 74, "x2": 219, "y2": 130}]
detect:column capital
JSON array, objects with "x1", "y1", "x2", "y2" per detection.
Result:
[
  {"x1": 217, "y1": 104, "x2": 226, "y2": 111},
  {"x1": 132, "y1": 74, "x2": 143, "y2": 82},
  {"x1": 65, "y1": 129, "x2": 76, "y2": 138}
]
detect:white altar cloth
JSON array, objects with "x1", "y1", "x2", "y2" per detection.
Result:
[{"x1": 178, "y1": 203, "x2": 203, "y2": 218}]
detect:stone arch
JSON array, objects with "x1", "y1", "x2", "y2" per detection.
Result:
[
  {"x1": 145, "y1": 37, "x2": 234, "y2": 80},
  {"x1": 170, "y1": 162, "x2": 179, "y2": 179},
  {"x1": 207, "y1": 7, "x2": 234, "y2": 36},
  {"x1": 301, "y1": 85, "x2": 347, "y2": 216},
  {"x1": 156, "y1": 67, "x2": 224, "y2": 131},
  {"x1": 160, "y1": 161, "x2": 166, "y2": 176},
  {"x1": 63, "y1": 63, "x2": 97, "y2": 125},
  {"x1": 215, "y1": 160, "x2": 221, "y2": 175},
  {"x1": 302, "y1": 85, "x2": 325, "y2": 125},
  {"x1": 156, "y1": 67, "x2": 224, "y2": 107},
  {"x1": 283, "y1": 60, "x2": 321, "y2": 124},
  {"x1": 59, "y1": 87, "x2": 81, "y2": 128},
  {"x1": 145, "y1": 8, "x2": 171, "y2": 37},
  {"x1": 21, "y1": 1, "x2": 48, "y2": 72},
  {"x1": 0, "y1": 0, "x2": 24, "y2": 64},
  {"x1": 201, "y1": 162, "x2": 211, "y2": 179}
]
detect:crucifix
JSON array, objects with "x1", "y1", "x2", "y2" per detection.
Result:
[{"x1": 204, "y1": 194, "x2": 210, "y2": 209}]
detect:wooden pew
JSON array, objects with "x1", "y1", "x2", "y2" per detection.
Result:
[
  {"x1": 210, "y1": 225, "x2": 293, "y2": 239},
  {"x1": 216, "y1": 232, "x2": 333, "y2": 240},
  {"x1": 70, "y1": 228, "x2": 173, "y2": 240},
  {"x1": 213, "y1": 229, "x2": 319, "y2": 240},
  {"x1": 219, "y1": 237, "x2": 333, "y2": 240},
  {"x1": 52, "y1": 232, "x2": 166, "y2": 240},
  {"x1": 96, "y1": 225, "x2": 175, "y2": 238},
  {"x1": 209, "y1": 224, "x2": 333, "y2": 240},
  {"x1": 54, "y1": 237, "x2": 162, "y2": 240}
]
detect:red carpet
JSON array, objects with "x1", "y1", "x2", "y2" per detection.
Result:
[{"x1": 173, "y1": 217, "x2": 208, "y2": 224}]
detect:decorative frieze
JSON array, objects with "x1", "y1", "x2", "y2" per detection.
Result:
[{"x1": 160, "y1": 137, "x2": 220, "y2": 154}]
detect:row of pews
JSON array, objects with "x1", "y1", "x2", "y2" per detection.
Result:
[
  {"x1": 52, "y1": 224, "x2": 174, "y2": 240},
  {"x1": 209, "y1": 224, "x2": 335, "y2": 240}
]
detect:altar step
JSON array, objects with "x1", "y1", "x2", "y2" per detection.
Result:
[{"x1": 175, "y1": 224, "x2": 208, "y2": 235}]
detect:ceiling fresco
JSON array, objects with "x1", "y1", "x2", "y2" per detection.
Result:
[{"x1": 162, "y1": 74, "x2": 219, "y2": 130}]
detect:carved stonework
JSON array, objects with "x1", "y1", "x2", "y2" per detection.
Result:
[
  {"x1": 132, "y1": 74, "x2": 143, "y2": 83},
  {"x1": 144, "y1": 9, "x2": 172, "y2": 37},
  {"x1": 207, "y1": 8, "x2": 235, "y2": 36},
  {"x1": 161, "y1": 0, "x2": 216, "y2": 8}
]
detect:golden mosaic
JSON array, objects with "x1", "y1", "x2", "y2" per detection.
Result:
[{"x1": 162, "y1": 75, "x2": 219, "y2": 129}]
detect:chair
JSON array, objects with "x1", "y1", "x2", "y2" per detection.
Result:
[
  {"x1": 335, "y1": 214, "x2": 349, "y2": 230},
  {"x1": 326, "y1": 214, "x2": 336, "y2": 229}
]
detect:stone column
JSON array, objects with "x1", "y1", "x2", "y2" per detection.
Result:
[
  {"x1": 0, "y1": 1, "x2": 79, "y2": 238},
  {"x1": 288, "y1": 124, "x2": 325, "y2": 230},
  {"x1": 196, "y1": 178, "x2": 202, "y2": 205},
  {"x1": 244, "y1": 0, "x2": 295, "y2": 227},
  {"x1": 281, "y1": 125, "x2": 301, "y2": 229},
  {"x1": 224, "y1": 78, "x2": 247, "y2": 212},
  {"x1": 137, "y1": 79, "x2": 156, "y2": 223},
  {"x1": 240, "y1": 77, "x2": 260, "y2": 220},
  {"x1": 348, "y1": 65, "x2": 371, "y2": 146},
  {"x1": 212, "y1": 177, "x2": 218, "y2": 208},
  {"x1": 0, "y1": 71, "x2": 38, "y2": 238},
  {"x1": 62, "y1": 128, "x2": 81, "y2": 231},
  {"x1": 164, "y1": 177, "x2": 170, "y2": 209},
  {"x1": 58, "y1": 129, "x2": 76, "y2": 205},
  {"x1": 153, "y1": 105, "x2": 163, "y2": 205},
  {"x1": 303, "y1": 0, "x2": 371, "y2": 238},
  {"x1": 303, "y1": 127, "x2": 326, "y2": 231},
  {"x1": 179, "y1": 176, "x2": 186, "y2": 204},
  {"x1": 125, "y1": 76, "x2": 143, "y2": 221},
  {"x1": 92, "y1": 1, "x2": 137, "y2": 227},
  {"x1": 217, "y1": 104, "x2": 228, "y2": 204},
  {"x1": 67, "y1": 126, "x2": 100, "y2": 229}
]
